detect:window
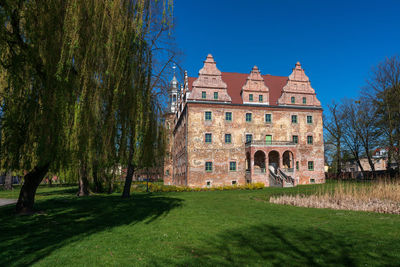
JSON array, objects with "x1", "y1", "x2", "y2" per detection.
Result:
[
  {"x1": 246, "y1": 134, "x2": 252, "y2": 143},
  {"x1": 231, "y1": 180, "x2": 237, "y2": 185},
  {"x1": 205, "y1": 133, "x2": 212, "y2": 143},
  {"x1": 303, "y1": 97, "x2": 307, "y2": 104},
  {"x1": 225, "y1": 134, "x2": 232, "y2": 144},
  {"x1": 206, "y1": 180, "x2": 211, "y2": 187},
  {"x1": 249, "y1": 94, "x2": 253, "y2": 102},
  {"x1": 173, "y1": 95, "x2": 176, "y2": 102},
  {"x1": 310, "y1": 178, "x2": 315, "y2": 183},
  {"x1": 307, "y1": 135, "x2": 313, "y2": 144},
  {"x1": 205, "y1": 162, "x2": 213, "y2": 172},
  {"x1": 205, "y1": 111, "x2": 212, "y2": 121},
  {"x1": 259, "y1": 95, "x2": 263, "y2": 102},
  {"x1": 214, "y1": 92, "x2": 218, "y2": 100},
  {"x1": 308, "y1": 161, "x2": 314, "y2": 171},
  {"x1": 291, "y1": 115, "x2": 298, "y2": 123},
  {"x1": 202, "y1": 91, "x2": 206, "y2": 99},
  {"x1": 291, "y1": 96, "x2": 295, "y2": 103},
  {"x1": 225, "y1": 112, "x2": 232, "y2": 121},
  {"x1": 265, "y1": 113, "x2": 272, "y2": 123},
  {"x1": 296, "y1": 161, "x2": 299, "y2": 170},
  {"x1": 292, "y1": 135, "x2": 298, "y2": 144},
  {"x1": 246, "y1": 113, "x2": 252, "y2": 122},
  {"x1": 307, "y1": 115, "x2": 313, "y2": 124},
  {"x1": 265, "y1": 135, "x2": 272, "y2": 144},
  {"x1": 229, "y1": 161, "x2": 237, "y2": 171},
  {"x1": 166, "y1": 170, "x2": 170, "y2": 176}
]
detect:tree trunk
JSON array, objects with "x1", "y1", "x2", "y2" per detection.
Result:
[
  {"x1": 4, "y1": 171, "x2": 12, "y2": 190},
  {"x1": 366, "y1": 152, "x2": 376, "y2": 179},
  {"x1": 336, "y1": 144, "x2": 342, "y2": 178},
  {"x1": 92, "y1": 163, "x2": 103, "y2": 193},
  {"x1": 77, "y1": 163, "x2": 90, "y2": 196},
  {"x1": 16, "y1": 163, "x2": 50, "y2": 214},
  {"x1": 122, "y1": 145, "x2": 135, "y2": 198},
  {"x1": 122, "y1": 163, "x2": 134, "y2": 198}
]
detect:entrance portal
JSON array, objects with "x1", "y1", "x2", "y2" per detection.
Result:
[
  {"x1": 268, "y1": 151, "x2": 280, "y2": 174},
  {"x1": 283, "y1": 151, "x2": 294, "y2": 169},
  {"x1": 254, "y1": 151, "x2": 266, "y2": 173}
]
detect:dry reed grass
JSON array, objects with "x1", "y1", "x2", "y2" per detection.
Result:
[{"x1": 270, "y1": 179, "x2": 400, "y2": 214}]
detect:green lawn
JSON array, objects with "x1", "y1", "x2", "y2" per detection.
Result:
[{"x1": 1, "y1": 184, "x2": 399, "y2": 266}]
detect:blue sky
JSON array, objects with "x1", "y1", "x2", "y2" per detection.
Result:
[{"x1": 172, "y1": 0, "x2": 400, "y2": 108}]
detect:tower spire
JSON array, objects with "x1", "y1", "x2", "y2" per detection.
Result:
[{"x1": 168, "y1": 64, "x2": 179, "y2": 113}]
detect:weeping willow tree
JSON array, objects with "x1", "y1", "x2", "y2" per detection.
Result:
[{"x1": 0, "y1": 0, "x2": 173, "y2": 212}]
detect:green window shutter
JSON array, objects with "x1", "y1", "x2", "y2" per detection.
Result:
[
  {"x1": 308, "y1": 161, "x2": 314, "y2": 171},
  {"x1": 205, "y1": 111, "x2": 212, "y2": 121},
  {"x1": 307, "y1": 136, "x2": 313, "y2": 144},
  {"x1": 225, "y1": 112, "x2": 232, "y2": 121},
  {"x1": 205, "y1": 162, "x2": 213, "y2": 172},
  {"x1": 265, "y1": 114, "x2": 271, "y2": 123},
  {"x1": 265, "y1": 135, "x2": 272, "y2": 144},
  {"x1": 205, "y1": 133, "x2": 212, "y2": 143},
  {"x1": 225, "y1": 134, "x2": 231, "y2": 143},
  {"x1": 246, "y1": 113, "x2": 252, "y2": 122},
  {"x1": 229, "y1": 162, "x2": 236, "y2": 171},
  {"x1": 246, "y1": 134, "x2": 252, "y2": 143}
]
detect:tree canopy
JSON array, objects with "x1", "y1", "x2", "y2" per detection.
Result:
[{"x1": 0, "y1": 0, "x2": 174, "y2": 212}]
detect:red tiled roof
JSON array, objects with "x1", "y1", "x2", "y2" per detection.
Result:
[{"x1": 187, "y1": 72, "x2": 288, "y2": 105}]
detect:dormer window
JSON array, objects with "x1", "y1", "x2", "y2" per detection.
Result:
[
  {"x1": 259, "y1": 95, "x2": 263, "y2": 102},
  {"x1": 249, "y1": 94, "x2": 253, "y2": 102}
]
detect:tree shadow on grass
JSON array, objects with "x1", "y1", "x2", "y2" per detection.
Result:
[
  {"x1": 35, "y1": 187, "x2": 78, "y2": 196},
  {"x1": 0, "y1": 193, "x2": 183, "y2": 266},
  {"x1": 153, "y1": 224, "x2": 397, "y2": 266}
]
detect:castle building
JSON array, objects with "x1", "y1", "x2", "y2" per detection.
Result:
[{"x1": 163, "y1": 54, "x2": 324, "y2": 188}]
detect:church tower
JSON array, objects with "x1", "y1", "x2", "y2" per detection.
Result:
[
  {"x1": 163, "y1": 66, "x2": 179, "y2": 185},
  {"x1": 168, "y1": 65, "x2": 179, "y2": 113}
]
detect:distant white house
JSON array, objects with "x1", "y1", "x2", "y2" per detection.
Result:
[{"x1": 343, "y1": 147, "x2": 398, "y2": 172}]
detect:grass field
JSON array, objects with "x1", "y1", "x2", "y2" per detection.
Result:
[{"x1": 1, "y1": 183, "x2": 399, "y2": 266}]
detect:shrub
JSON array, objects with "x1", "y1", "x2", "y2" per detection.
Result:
[{"x1": 133, "y1": 182, "x2": 265, "y2": 193}]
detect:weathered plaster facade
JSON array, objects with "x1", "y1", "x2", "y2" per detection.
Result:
[{"x1": 164, "y1": 55, "x2": 325, "y2": 188}]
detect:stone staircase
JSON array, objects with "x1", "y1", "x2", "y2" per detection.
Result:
[{"x1": 269, "y1": 167, "x2": 295, "y2": 188}]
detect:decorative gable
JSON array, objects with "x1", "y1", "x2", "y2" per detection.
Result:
[
  {"x1": 277, "y1": 62, "x2": 321, "y2": 107},
  {"x1": 241, "y1": 66, "x2": 269, "y2": 104},
  {"x1": 188, "y1": 54, "x2": 232, "y2": 102}
]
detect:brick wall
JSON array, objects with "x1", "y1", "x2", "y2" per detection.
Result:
[{"x1": 182, "y1": 102, "x2": 324, "y2": 187}]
